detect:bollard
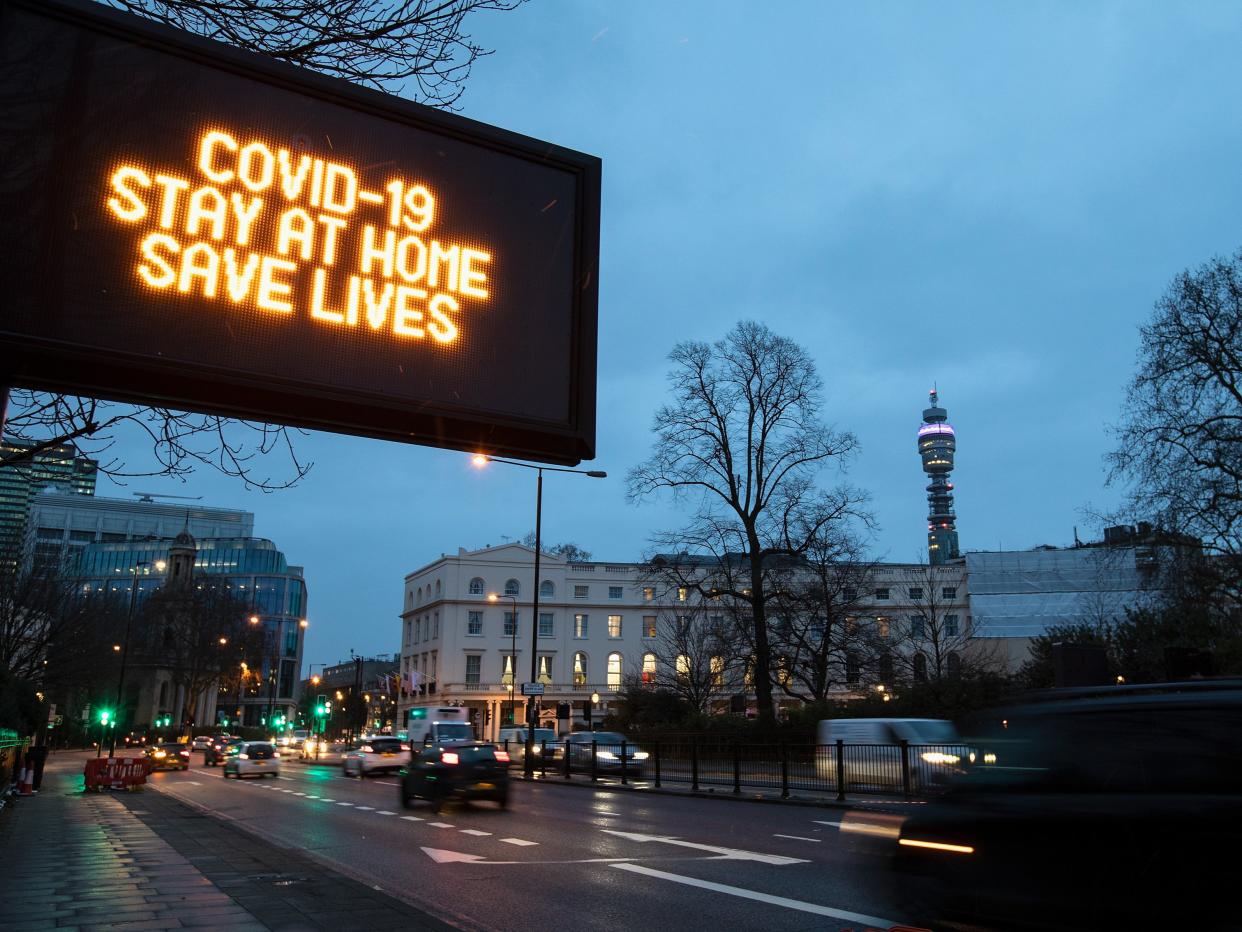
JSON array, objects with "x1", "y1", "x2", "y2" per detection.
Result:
[
  {"x1": 900, "y1": 739, "x2": 912, "y2": 799},
  {"x1": 563, "y1": 739, "x2": 571, "y2": 780},
  {"x1": 540, "y1": 739, "x2": 547, "y2": 777},
  {"x1": 836, "y1": 739, "x2": 846, "y2": 802}
]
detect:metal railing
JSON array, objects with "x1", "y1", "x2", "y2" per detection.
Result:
[{"x1": 497, "y1": 735, "x2": 969, "y2": 799}]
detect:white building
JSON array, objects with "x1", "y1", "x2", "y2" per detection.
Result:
[{"x1": 398, "y1": 544, "x2": 975, "y2": 740}]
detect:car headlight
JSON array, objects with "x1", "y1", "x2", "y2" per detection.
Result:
[
  {"x1": 632, "y1": 752, "x2": 649, "y2": 760},
  {"x1": 238, "y1": 753, "x2": 249, "y2": 760},
  {"x1": 920, "y1": 752, "x2": 960, "y2": 765},
  {"x1": 983, "y1": 752, "x2": 997, "y2": 765},
  {"x1": 597, "y1": 750, "x2": 617, "y2": 760}
]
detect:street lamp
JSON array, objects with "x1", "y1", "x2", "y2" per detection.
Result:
[
  {"x1": 590, "y1": 691, "x2": 600, "y2": 732},
  {"x1": 489, "y1": 592, "x2": 518, "y2": 730},
  {"x1": 108, "y1": 557, "x2": 166, "y2": 756},
  {"x1": 472, "y1": 453, "x2": 606, "y2": 779}
]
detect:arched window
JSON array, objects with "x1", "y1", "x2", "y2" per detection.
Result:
[
  {"x1": 435, "y1": 580, "x2": 441, "y2": 596},
  {"x1": 710, "y1": 656, "x2": 725, "y2": 688},
  {"x1": 607, "y1": 652, "x2": 623, "y2": 687},
  {"x1": 642, "y1": 652, "x2": 656, "y2": 684},
  {"x1": 675, "y1": 654, "x2": 690, "y2": 681},
  {"x1": 573, "y1": 652, "x2": 588, "y2": 686},
  {"x1": 913, "y1": 653, "x2": 929, "y2": 682},
  {"x1": 878, "y1": 652, "x2": 894, "y2": 684},
  {"x1": 468, "y1": 577, "x2": 485, "y2": 595},
  {"x1": 504, "y1": 578, "x2": 520, "y2": 597},
  {"x1": 501, "y1": 654, "x2": 515, "y2": 685},
  {"x1": 947, "y1": 652, "x2": 962, "y2": 678},
  {"x1": 540, "y1": 579, "x2": 555, "y2": 598},
  {"x1": 416, "y1": 586, "x2": 423, "y2": 603}
]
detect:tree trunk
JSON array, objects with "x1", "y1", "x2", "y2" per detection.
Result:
[{"x1": 749, "y1": 548, "x2": 775, "y2": 727}]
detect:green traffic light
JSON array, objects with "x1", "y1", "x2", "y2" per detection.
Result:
[{"x1": 99, "y1": 710, "x2": 112, "y2": 725}]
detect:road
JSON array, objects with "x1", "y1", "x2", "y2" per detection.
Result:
[{"x1": 144, "y1": 756, "x2": 919, "y2": 932}]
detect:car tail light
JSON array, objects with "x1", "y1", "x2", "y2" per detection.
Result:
[
  {"x1": 494, "y1": 750, "x2": 510, "y2": 762},
  {"x1": 441, "y1": 752, "x2": 460, "y2": 765},
  {"x1": 179, "y1": 750, "x2": 189, "y2": 757},
  {"x1": 272, "y1": 751, "x2": 280, "y2": 758}
]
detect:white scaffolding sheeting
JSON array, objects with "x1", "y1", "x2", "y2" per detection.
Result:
[{"x1": 965, "y1": 548, "x2": 1162, "y2": 638}]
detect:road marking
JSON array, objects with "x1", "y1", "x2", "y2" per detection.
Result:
[
  {"x1": 337, "y1": 802, "x2": 353, "y2": 806},
  {"x1": 377, "y1": 810, "x2": 397, "y2": 816},
  {"x1": 420, "y1": 847, "x2": 641, "y2": 867},
  {"x1": 281, "y1": 789, "x2": 295, "y2": 793},
  {"x1": 773, "y1": 834, "x2": 821, "y2": 843},
  {"x1": 355, "y1": 806, "x2": 375, "y2": 811},
  {"x1": 306, "y1": 795, "x2": 321, "y2": 799},
  {"x1": 600, "y1": 830, "x2": 806, "y2": 865},
  {"x1": 293, "y1": 792, "x2": 306, "y2": 796},
  {"x1": 428, "y1": 822, "x2": 454, "y2": 828},
  {"x1": 460, "y1": 829, "x2": 491, "y2": 836},
  {"x1": 500, "y1": 838, "x2": 538, "y2": 846},
  {"x1": 610, "y1": 864, "x2": 899, "y2": 927},
  {"x1": 422, "y1": 847, "x2": 487, "y2": 864},
  {"x1": 401, "y1": 816, "x2": 424, "y2": 822},
  {"x1": 812, "y1": 820, "x2": 842, "y2": 827}
]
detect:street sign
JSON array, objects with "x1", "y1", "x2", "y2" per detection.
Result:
[
  {"x1": 0, "y1": 0, "x2": 601, "y2": 466},
  {"x1": 520, "y1": 682, "x2": 545, "y2": 697}
]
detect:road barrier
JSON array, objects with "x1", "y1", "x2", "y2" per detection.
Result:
[
  {"x1": 83, "y1": 756, "x2": 151, "y2": 792},
  {"x1": 500, "y1": 735, "x2": 972, "y2": 799}
]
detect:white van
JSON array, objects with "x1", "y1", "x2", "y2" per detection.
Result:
[
  {"x1": 815, "y1": 718, "x2": 968, "y2": 790},
  {"x1": 406, "y1": 706, "x2": 474, "y2": 748}
]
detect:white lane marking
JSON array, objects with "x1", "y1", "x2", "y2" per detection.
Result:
[
  {"x1": 812, "y1": 820, "x2": 842, "y2": 827},
  {"x1": 600, "y1": 830, "x2": 805, "y2": 865},
  {"x1": 428, "y1": 822, "x2": 455, "y2": 828},
  {"x1": 293, "y1": 792, "x2": 306, "y2": 796},
  {"x1": 377, "y1": 810, "x2": 397, "y2": 816},
  {"x1": 306, "y1": 795, "x2": 320, "y2": 799},
  {"x1": 773, "y1": 834, "x2": 821, "y2": 843},
  {"x1": 281, "y1": 789, "x2": 295, "y2": 793},
  {"x1": 320, "y1": 798, "x2": 334, "y2": 803},
  {"x1": 459, "y1": 829, "x2": 491, "y2": 836},
  {"x1": 401, "y1": 816, "x2": 424, "y2": 822},
  {"x1": 374, "y1": 781, "x2": 400, "y2": 787},
  {"x1": 610, "y1": 864, "x2": 899, "y2": 927},
  {"x1": 337, "y1": 802, "x2": 353, "y2": 806},
  {"x1": 500, "y1": 838, "x2": 538, "y2": 847},
  {"x1": 422, "y1": 847, "x2": 487, "y2": 864},
  {"x1": 355, "y1": 806, "x2": 375, "y2": 811}
]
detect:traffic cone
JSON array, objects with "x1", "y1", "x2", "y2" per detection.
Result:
[{"x1": 17, "y1": 764, "x2": 34, "y2": 796}]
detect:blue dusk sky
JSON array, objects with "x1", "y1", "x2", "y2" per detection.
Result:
[{"x1": 99, "y1": 2, "x2": 1242, "y2": 669}]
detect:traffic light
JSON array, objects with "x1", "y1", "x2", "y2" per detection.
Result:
[
  {"x1": 485, "y1": 706, "x2": 492, "y2": 725},
  {"x1": 99, "y1": 709, "x2": 113, "y2": 726},
  {"x1": 314, "y1": 694, "x2": 327, "y2": 717}
]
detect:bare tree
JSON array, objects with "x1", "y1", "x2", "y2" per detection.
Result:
[
  {"x1": 628, "y1": 321, "x2": 868, "y2": 726},
  {"x1": 645, "y1": 606, "x2": 738, "y2": 717}
]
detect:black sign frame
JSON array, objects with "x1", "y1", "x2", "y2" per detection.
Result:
[{"x1": 0, "y1": 0, "x2": 600, "y2": 465}]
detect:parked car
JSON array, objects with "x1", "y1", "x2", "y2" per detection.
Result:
[
  {"x1": 881, "y1": 681, "x2": 1242, "y2": 930},
  {"x1": 814, "y1": 718, "x2": 969, "y2": 790},
  {"x1": 145, "y1": 742, "x2": 191, "y2": 771},
  {"x1": 222, "y1": 741, "x2": 281, "y2": 779},
  {"x1": 343, "y1": 737, "x2": 407, "y2": 777},
  {"x1": 399, "y1": 740, "x2": 509, "y2": 811},
  {"x1": 563, "y1": 731, "x2": 647, "y2": 778},
  {"x1": 204, "y1": 736, "x2": 244, "y2": 766},
  {"x1": 496, "y1": 727, "x2": 559, "y2": 764}
]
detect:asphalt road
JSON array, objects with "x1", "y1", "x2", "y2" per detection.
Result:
[{"x1": 144, "y1": 756, "x2": 920, "y2": 932}]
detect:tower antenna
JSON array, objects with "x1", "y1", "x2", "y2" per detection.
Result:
[{"x1": 917, "y1": 387, "x2": 959, "y2": 564}]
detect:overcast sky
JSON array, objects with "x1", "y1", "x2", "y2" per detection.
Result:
[{"x1": 99, "y1": 1, "x2": 1242, "y2": 669}]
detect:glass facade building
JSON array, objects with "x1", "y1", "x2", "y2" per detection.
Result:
[{"x1": 0, "y1": 437, "x2": 97, "y2": 570}]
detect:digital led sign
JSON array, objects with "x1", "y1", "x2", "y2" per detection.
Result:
[{"x1": 0, "y1": 0, "x2": 600, "y2": 464}]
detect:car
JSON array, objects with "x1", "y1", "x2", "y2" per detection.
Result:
[
  {"x1": 300, "y1": 739, "x2": 347, "y2": 762},
  {"x1": 222, "y1": 740, "x2": 281, "y2": 779},
  {"x1": 496, "y1": 727, "x2": 559, "y2": 765},
  {"x1": 880, "y1": 681, "x2": 1242, "y2": 930},
  {"x1": 562, "y1": 731, "x2": 648, "y2": 778},
  {"x1": 145, "y1": 742, "x2": 191, "y2": 771},
  {"x1": 814, "y1": 718, "x2": 969, "y2": 790},
  {"x1": 399, "y1": 739, "x2": 510, "y2": 811},
  {"x1": 190, "y1": 735, "x2": 214, "y2": 751},
  {"x1": 203, "y1": 736, "x2": 243, "y2": 766},
  {"x1": 342, "y1": 736, "x2": 407, "y2": 777}
]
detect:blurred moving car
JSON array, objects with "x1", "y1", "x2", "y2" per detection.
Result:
[
  {"x1": 399, "y1": 740, "x2": 509, "y2": 811},
  {"x1": 300, "y1": 739, "x2": 347, "y2": 762},
  {"x1": 145, "y1": 742, "x2": 191, "y2": 771},
  {"x1": 815, "y1": 718, "x2": 969, "y2": 790},
  {"x1": 563, "y1": 731, "x2": 648, "y2": 778},
  {"x1": 204, "y1": 736, "x2": 243, "y2": 766},
  {"x1": 496, "y1": 727, "x2": 559, "y2": 765},
  {"x1": 882, "y1": 681, "x2": 1242, "y2": 930},
  {"x1": 222, "y1": 741, "x2": 281, "y2": 779},
  {"x1": 190, "y1": 735, "x2": 214, "y2": 751},
  {"x1": 343, "y1": 736, "x2": 406, "y2": 777}
]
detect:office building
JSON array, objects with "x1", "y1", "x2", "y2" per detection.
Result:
[{"x1": 0, "y1": 437, "x2": 97, "y2": 569}]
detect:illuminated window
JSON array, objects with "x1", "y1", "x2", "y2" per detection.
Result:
[
  {"x1": 642, "y1": 653, "x2": 656, "y2": 683},
  {"x1": 537, "y1": 655, "x2": 552, "y2": 685},
  {"x1": 468, "y1": 578, "x2": 485, "y2": 596},
  {"x1": 504, "y1": 579, "x2": 520, "y2": 597},
  {"x1": 675, "y1": 655, "x2": 690, "y2": 681},
  {"x1": 574, "y1": 614, "x2": 588, "y2": 638},
  {"x1": 876, "y1": 617, "x2": 890, "y2": 638},
  {"x1": 643, "y1": 587, "x2": 655, "y2": 601},
  {"x1": 607, "y1": 615, "x2": 622, "y2": 638},
  {"x1": 642, "y1": 616, "x2": 657, "y2": 638},
  {"x1": 466, "y1": 611, "x2": 482, "y2": 636},
  {"x1": 606, "y1": 652, "x2": 622, "y2": 688},
  {"x1": 501, "y1": 654, "x2": 515, "y2": 685},
  {"x1": 677, "y1": 587, "x2": 688, "y2": 602},
  {"x1": 710, "y1": 656, "x2": 725, "y2": 688},
  {"x1": 573, "y1": 652, "x2": 588, "y2": 686}
]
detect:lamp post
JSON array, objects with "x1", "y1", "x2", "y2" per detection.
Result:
[
  {"x1": 472, "y1": 454, "x2": 606, "y2": 779},
  {"x1": 590, "y1": 690, "x2": 600, "y2": 732},
  {"x1": 108, "y1": 557, "x2": 166, "y2": 756},
  {"x1": 488, "y1": 592, "x2": 518, "y2": 733}
]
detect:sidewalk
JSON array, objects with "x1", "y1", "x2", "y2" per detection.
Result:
[{"x1": 0, "y1": 752, "x2": 451, "y2": 931}]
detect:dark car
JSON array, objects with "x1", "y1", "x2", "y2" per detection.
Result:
[
  {"x1": 203, "y1": 736, "x2": 243, "y2": 766},
  {"x1": 399, "y1": 740, "x2": 510, "y2": 812},
  {"x1": 882, "y1": 681, "x2": 1242, "y2": 931},
  {"x1": 145, "y1": 742, "x2": 191, "y2": 771},
  {"x1": 563, "y1": 731, "x2": 648, "y2": 778}
]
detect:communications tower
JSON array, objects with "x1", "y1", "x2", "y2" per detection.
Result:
[{"x1": 918, "y1": 389, "x2": 959, "y2": 564}]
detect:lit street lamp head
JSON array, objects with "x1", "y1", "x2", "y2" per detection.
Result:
[
  {"x1": 472, "y1": 453, "x2": 490, "y2": 467},
  {"x1": 249, "y1": 615, "x2": 260, "y2": 625}
]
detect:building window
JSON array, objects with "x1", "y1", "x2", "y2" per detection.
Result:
[
  {"x1": 607, "y1": 652, "x2": 622, "y2": 688},
  {"x1": 503, "y1": 612, "x2": 517, "y2": 637},
  {"x1": 642, "y1": 616, "x2": 657, "y2": 638},
  {"x1": 574, "y1": 614, "x2": 588, "y2": 638},
  {"x1": 468, "y1": 577, "x2": 485, "y2": 595},
  {"x1": 539, "y1": 613, "x2": 554, "y2": 637},
  {"x1": 945, "y1": 614, "x2": 960, "y2": 637},
  {"x1": 465, "y1": 655, "x2": 481, "y2": 685},
  {"x1": 404, "y1": 619, "x2": 412, "y2": 645},
  {"x1": 710, "y1": 656, "x2": 725, "y2": 688},
  {"x1": 467, "y1": 611, "x2": 483, "y2": 636},
  {"x1": 876, "y1": 617, "x2": 890, "y2": 638},
  {"x1": 573, "y1": 652, "x2": 588, "y2": 686},
  {"x1": 643, "y1": 587, "x2": 655, "y2": 601},
  {"x1": 942, "y1": 587, "x2": 957, "y2": 600},
  {"x1": 537, "y1": 655, "x2": 552, "y2": 684},
  {"x1": 608, "y1": 586, "x2": 623, "y2": 599},
  {"x1": 947, "y1": 652, "x2": 962, "y2": 678},
  {"x1": 908, "y1": 587, "x2": 923, "y2": 600},
  {"x1": 501, "y1": 654, "x2": 515, "y2": 685},
  {"x1": 842, "y1": 588, "x2": 857, "y2": 601},
  {"x1": 845, "y1": 652, "x2": 860, "y2": 685},
  {"x1": 574, "y1": 585, "x2": 589, "y2": 599},
  {"x1": 675, "y1": 654, "x2": 690, "y2": 681},
  {"x1": 504, "y1": 578, "x2": 520, "y2": 597},
  {"x1": 874, "y1": 588, "x2": 890, "y2": 600},
  {"x1": 677, "y1": 587, "x2": 688, "y2": 602},
  {"x1": 642, "y1": 652, "x2": 656, "y2": 683},
  {"x1": 676, "y1": 615, "x2": 690, "y2": 635},
  {"x1": 910, "y1": 615, "x2": 925, "y2": 638},
  {"x1": 607, "y1": 615, "x2": 622, "y2": 638},
  {"x1": 540, "y1": 580, "x2": 555, "y2": 598},
  {"x1": 913, "y1": 653, "x2": 928, "y2": 682},
  {"x1": 879, "y1": 653, "x2": 894, "y2": 684}
]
